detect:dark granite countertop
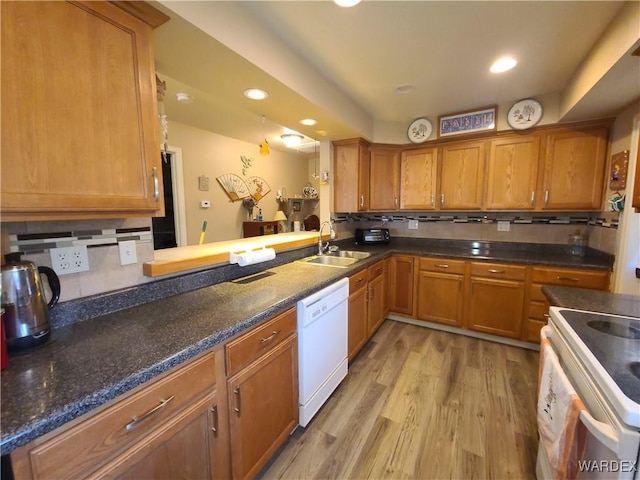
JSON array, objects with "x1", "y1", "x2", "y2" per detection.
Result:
[
  {"x1": 0, "y1": 238, "x2": 614, "y2": 455},
  {"x1": 543, "y1": 285, "x2": 640, "y2": 317}
]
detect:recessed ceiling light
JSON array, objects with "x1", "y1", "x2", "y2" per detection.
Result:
[
  {"x1": 176, "y1": 92, "x2": 194, "y2": 103},
  {"x1": 281, "y1": 134, "x2": 304, "y2": 147},
  {"x1": 395, "y1": 85, "x2": 414, "y2": 95},
  {"x1": 300, "y1": 118, "x2": 318, "y2": 126},
  {"x1": 490, "y1": 57, "x2": 517, "y2": 73},
  {"x1": 244, "y1": 88, "x2": 268, "y2": 100},
  {"x1": 334, "y1": 0, "x2": 361, "y2": 6}
]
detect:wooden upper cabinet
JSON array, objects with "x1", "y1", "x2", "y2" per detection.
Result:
[
  {"x1": 485, "y1": 135, "x2": 540, "y2": 210},
  {"x1": 333, "y1": 139, "x2": 370, "y2": 212},
  {"x1": 1, "y1": 1, "x2": 167, "y2": 220},
  {"x1": 540, "y1": 125, "x2": 609, "y2": 210},
  {"x1": 439, "y1": 140, "x2": 486, "y2": 210},
  {"x1": 369, "y1": 147, "x2": 400, "y2": 211},
  {"x1": 400, "y1": 147, "x2": 438, "y2": 210}
]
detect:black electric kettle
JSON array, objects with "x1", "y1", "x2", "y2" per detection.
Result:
[{"x1": 1, "y1": 253, "x2": 60, "y2": 352}]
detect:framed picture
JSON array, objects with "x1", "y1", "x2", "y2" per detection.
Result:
[{"x1": 438, "y1": 106, "x2": 497, "y2": 138}]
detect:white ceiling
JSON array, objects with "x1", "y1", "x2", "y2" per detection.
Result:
[{"x1": 152, "y1": 1, "x2": 639, "y2": 154}]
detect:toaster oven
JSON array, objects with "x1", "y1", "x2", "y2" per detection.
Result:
[{"x1": 355, "y1": 228, "x2": 390, "y2": 245}]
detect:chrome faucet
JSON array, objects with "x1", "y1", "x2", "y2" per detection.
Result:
[{"x1": 318, "y1": 221, "x2": 336, "y2": 255}]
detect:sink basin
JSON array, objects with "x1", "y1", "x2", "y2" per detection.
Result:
[
  {"x1": 330, "y1": 250, "x2": 371, "y2": 259},
  {"x1": 297, "y1": 255, "x2": 360, "y2": 268}
]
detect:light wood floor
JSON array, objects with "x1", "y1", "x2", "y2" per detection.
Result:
[{"x1": 259, "y1": 320, "x2": 540, "y2": 480}]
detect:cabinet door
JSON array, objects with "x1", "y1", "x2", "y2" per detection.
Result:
[
  {"x1": 93, "y1": 391, "x2": 226, "y2": 480},
  {"x1": 541, "y1": 126, "x2": 609, "y2": 210},
  {"x1": 416, "y1": 271, "x2": 464, "y2": 327},
  {"x1": 485, "y1": 136, "x2": 540, "y2": 210},
  {"x1": 367, "y1": 274, "x2": 385, "y2": 337},
  {"x1": 227, "y1": 335, "x2": 298, "y2": 480},
  {"x1": 634, "y1": 135, "x2": 640, "y2": 211},
  {"x1": 439, "y1": 140, "x2": 486, "y2": 210},
  {"x1": 369, "y1": 147, "x2": 400, "y2": 211},
  {"x1": 467, "y1": 277, "x2": 525, "y2": 339},
  {"x1": 0, "y1": 1, "x2": 163, "y2": 220},
  {"x1": 348, "y1": 285, "x2": 368, "y2": 361},
  {"x1": 334, "y1": 139, "x2": 369, "y2": 212},
  {"x1": 400, "y1": 148, "x2": 438, "y2": 210},
  {"x1": 388, "y1": 256, "x2": 415, "y2": 316}
]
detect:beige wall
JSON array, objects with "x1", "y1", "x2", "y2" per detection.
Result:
[{"x1": 168, "y1": 121, "x2": 312, "y2": 244}]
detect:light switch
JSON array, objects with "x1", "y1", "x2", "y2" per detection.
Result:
[
  {"x1": 408, "y1": 219, "x2": 419, "y2": 230},
  {"x1": 200, "y1": 200, "x2": 211, "y2": 208}
]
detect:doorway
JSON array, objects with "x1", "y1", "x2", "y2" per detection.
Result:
[{"x1": 152, "y1": 148, "x2": 187, "y2": 249}]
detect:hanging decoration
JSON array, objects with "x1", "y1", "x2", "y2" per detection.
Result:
[
  {"x1": 216, "y1": 171, "x2": 271, "y2": 203},
  {"x1": 259, "y1": 115, "x2": 270, "y2": 156},
  {"x1": 240, "y1": 155, "x2": 253, "y2": 176},
  {"x1": 156, "y1": 74, "x2": 168, "y2": 162}
]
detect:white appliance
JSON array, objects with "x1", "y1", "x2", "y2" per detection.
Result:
[
  {"x1": 537, "y1": 307, "x2": 640, "y2": 480},
  {"x1": 297, "y1": 278, "x2": 349, "y2": 427}
]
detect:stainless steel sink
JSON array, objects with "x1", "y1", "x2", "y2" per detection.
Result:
[
  {"x1": 297, "y1": 255, "x2": 360, "y2": 268},
  {"x1": 331, "y1": 250, "x2": 371, "y2": 259}
]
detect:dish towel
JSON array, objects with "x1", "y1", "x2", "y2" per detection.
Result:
[{"x1": 537, "y1": 337, "x2": 588, "y2": 480}]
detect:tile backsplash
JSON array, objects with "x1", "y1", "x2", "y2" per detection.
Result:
[{"x1": 1, "y1": 210, "x2": 620, "y2": 303}]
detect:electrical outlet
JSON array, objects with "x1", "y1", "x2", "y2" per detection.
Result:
[
  {"x1": 118, "y1": 240, "x2": 137, "y2": 265},
  {"x1": 408, "y1": 219, "x2": 419, "y2": 230},
  {"x1": 497, "y1": 221, "x2": 511, "y2": 232},
  {"x1": 50, "y1": 246, "x2": 89, "y2": 275}
]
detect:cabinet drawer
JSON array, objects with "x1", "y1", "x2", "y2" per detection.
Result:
[
  {"x1": 531, "y1": 267, "x2": 610, "y2": 289},
  {"x1": 524, "y1": 319, "x2": 547, "y2": 343},
  {"x1": 368, "y1": 260, "x2": 386, "y2": 281},
  {"x1": 529, "y1": 283, "x2": 546, "y2": 302},
  {"x1": 226, "y1": 307, "x2": 296, "y2": 377},
  {"x1": 349, "y1": 269, "x2": 368, "y2": 292},
  {"x1": 26, "y1": 352, "x2": 216, "y2": 480},
  {"x1": 419, "y1": 257, "x2": 466, "y2": 274},
  {"x1": 470, "y1": 262, "x2": 526, "y2": 281},
  {"x1": 528, "y1": 301, "x2": 549, "y2": 321}
]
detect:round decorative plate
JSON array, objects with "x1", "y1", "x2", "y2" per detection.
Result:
[
  {"x1": 407, "y1": 117, "x2": 433, "y2": 143},
  {"x1": 507, "y1": 98, "x2": 543, "y2": 130},
  {"x1": 303, "y1": 184, "x2": 318, "y2": 199}
]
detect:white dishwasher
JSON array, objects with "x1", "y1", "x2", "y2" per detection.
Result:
[{"x1": 297, "y1": 277, "x2": 349, "y2": 427}]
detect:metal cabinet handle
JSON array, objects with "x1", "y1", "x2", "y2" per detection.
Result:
[
  {"x1": 430, "y1": 194, "x2": 435, "y2": 207},
  {"x1": 211, "y1": 404, "x2": 219, "y2": 436},
  {"x1": 152, "y1": 167, "x2": 160, "y2": 202},
  {"x1": 394, "y1": 197, "x2": 398, "y2": 208},
  {"x1": 360, "y1": 195, "x2": 364, "y2": 208},
  {"x1": 260, "y1": 330, "x2": 280, "y2": 344},
  {"x1": 488, "y1": 269, "x2": 506, "y2": 274},
  {"x1": 543, "y1": 313, "x2": 551, "y2": 321},
  {"x1": 375, "y1": 267, "x2": 382, "y2": 274},
  {"x1": 234, "y1": 387, "x2": 241, "y2": 416},
  {"x1": 441, "y1": 194, "x2": 445, "y2": 207},
  {"x1": 435, "y1": 264, "x2": 449, "y2": 268},
  {"x1": 125, "y1": 396, "x2": 175, "y2": 430},
  {"x1": 544, "y1": 190, "x2": 549, "y2": 208},
  {"x1": 557, "y1": 276, "x2": 580, "y2": 282},
  {"x1": 355, "y1": 278, "x2": 364, "y2": 285},
  {"x1": 530, "y1": 191, "x2": 535, "y2": 208}
]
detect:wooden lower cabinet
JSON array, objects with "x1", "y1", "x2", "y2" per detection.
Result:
[
  {"x1": 523, "y1": 266, "x2": 610, "y2": 342},
  {"x1": 367, "y1": 262, "x2": 386, "y2": 337},
  {"x1": 348, "y1": 269, "x2": 369, "y2": 361},
  {"x1": 11, "y1": 351, "x2": 227, "y2": 480},
  {"x1": 416, "y1": 258, "x2": 465, "y2": 327},
  {"x1": 227, "y1": 335, "x2": 298, "y2": 480},
  {"x1": 388, "y1": 255, "x2": 415, "y2": 316},
  {"x1": 93, "y1": 391, "x2": 223, "y2": 479},
  {"x1": 466, "y1": 262, "x2": 526, "y2": 339}
]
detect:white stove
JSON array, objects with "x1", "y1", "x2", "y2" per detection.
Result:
[{"x1": 537, "y1": 307, "x2": 640, "y2": 479}]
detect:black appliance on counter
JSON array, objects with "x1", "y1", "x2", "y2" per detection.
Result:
[{"x1": 355, "y1": 228, "x2": 390, "y2": 245}]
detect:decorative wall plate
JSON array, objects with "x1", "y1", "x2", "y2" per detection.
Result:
[
  {"x1": 407, "y1": 117, "x2": 433, "y2": 143},
  {"x1": 303, "y1": 184, "x2": 318, "y2": 198},
  {"x1": 507, "y1": 98, "x2": 543, "y2": 130}
]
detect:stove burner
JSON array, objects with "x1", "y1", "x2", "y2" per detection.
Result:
[
  {"x1": 587, "y1": 320, "x2": 640, "y2": 339},
  {"x1": 630, "y1": 362, "x2": 640, "y2": 381}
]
